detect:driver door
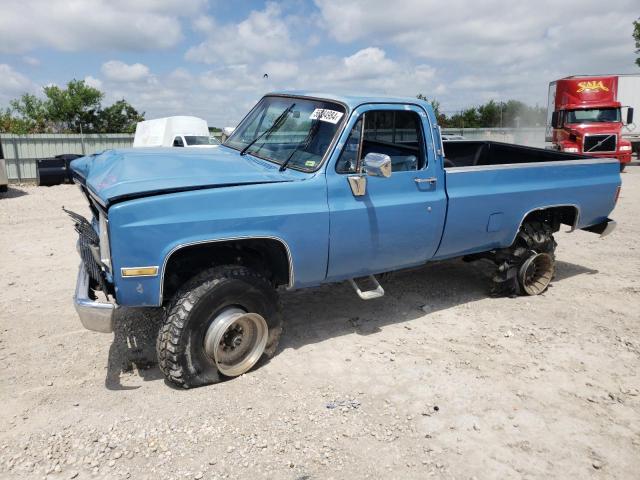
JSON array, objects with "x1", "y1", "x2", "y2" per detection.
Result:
[{"x1": 325, "y1": 104, "x2": 447, "y2": 280}]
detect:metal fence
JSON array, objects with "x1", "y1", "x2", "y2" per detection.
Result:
[
  {"x1": 1, "y1": 132, "x2": 227, "y2": 183},
  {"x1": 442, "y1": 127, "x2": 547, "y2": 148},
  {"x1": 0, "y1": 133, "x2": 134, "y2": 182}
]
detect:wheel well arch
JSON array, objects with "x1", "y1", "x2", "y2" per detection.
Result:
[
  {"x1": 519, "y1": 204, "x2": 580, "y2": 234},
  {"x1": 160, "y1": 237, "x2": 293, "y2": 304}
]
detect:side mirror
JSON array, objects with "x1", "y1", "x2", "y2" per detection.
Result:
[
  {"x1": 627, "y1": 107, "x2": 634, "y2": 125},
  {"x1": 363, "y1": 153, "x2": 392, "y2": 178},
  {"x1": 551, "y1": 111, "x2": 560, "y2": 129}
]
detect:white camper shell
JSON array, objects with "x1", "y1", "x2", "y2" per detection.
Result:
[{"x1": 133, "y1": 116, "x2": 218, "y2": 148}]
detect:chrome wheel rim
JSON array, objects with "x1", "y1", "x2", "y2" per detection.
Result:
[
  {"x1": 203, "y1": 307, "x2": 268, "y2": 377},
  {"x1": 519, "y1": 252, "x2": 554, "y2": 295}
]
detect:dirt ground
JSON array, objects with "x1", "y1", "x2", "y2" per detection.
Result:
[{"x1": 1, "y1": 169, "x2": 639, "y2": 480}]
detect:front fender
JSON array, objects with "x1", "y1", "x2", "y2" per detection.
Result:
[{"x1": 108, "y1": 178, "x2": 329, "y2": 306}]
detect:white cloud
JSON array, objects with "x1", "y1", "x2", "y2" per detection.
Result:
[
  {"x1": 284, "y1": 48, "x2": 436, "y2": 95},
  {"x1": 101, "y1": 61, "x2": 151, "y2": 83},
  {"x1": 261, "y1": 61, "x2": 300, "y2": 81},
  {"x1": 84, "y1": 76, "x2": 103, "y2": 90},
  {"x1": 186, "y1": 3, "x2": 299, "y2": 64},
  {"x1": 2, "y1": 1, "x2": 637, "y2": 128},
  {"x1": 0, "y1": 64, "x2": 35, "y2": 92},
  {"x1": 0, "y1": 0, "x2": 205, "y2": 53},
  {"x1": 22, "y1": 56, "x2": 40, "y2": 67},
  {"x1": 340, "y1": 48, "x2": 396, "y2": 80},
  {"x1": 315, "y1": 0, "x2": 638, "y2": 109},
  {"x1": 64, "y1": 47, "x2": 439, "y2": 128},
  {"x1": 0, "y1": 64, "x2": 38, "y2": 105}
]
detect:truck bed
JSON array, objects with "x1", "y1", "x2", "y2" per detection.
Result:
[
  {"x1": 434, "y1": 141, "x2": 620, "y2": 259},
  {"x1": 443, "y1": 140, "x2": 582, "y2": 168}
]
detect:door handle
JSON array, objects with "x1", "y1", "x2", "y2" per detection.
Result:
[{"x1": 415, "y1": 177, "x2": 437, "y2": 185}]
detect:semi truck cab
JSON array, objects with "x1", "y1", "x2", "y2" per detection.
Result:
[{"x1": 547, "y1": 76, "x2": 634, "y2": 171}]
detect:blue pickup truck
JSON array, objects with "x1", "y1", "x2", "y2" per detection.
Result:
[{"x1": 68, "y1": 92, "x2": 620, "y2": 388}]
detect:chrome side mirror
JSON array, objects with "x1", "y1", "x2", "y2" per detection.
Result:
[{"x1": 363, "y1": 153, "x2": 392, "y2": 178}]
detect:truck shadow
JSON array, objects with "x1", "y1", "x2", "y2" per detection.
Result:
[
  {"x1": 104, "y1": 307, "x2": 164, "y2": 390},
  {"x1": 278, "y1": 259, "x2": 598, "y2": 351},
  {"x1": 103, "y1": 258, "x2": 597, "y2": 388}
]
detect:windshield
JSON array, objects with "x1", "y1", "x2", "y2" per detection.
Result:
[
  {"x1": 225, "y1": 96, "x2": 346, "y2": 171},
  {"x1": 565, "y1": 108, "x2": 621, "y2": 124},
  {"x1": 184, "y1": 136, "x2": 216, "y2": 146}
]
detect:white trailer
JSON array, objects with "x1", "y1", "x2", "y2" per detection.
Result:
[
  {"x1": 618, "y1": 74, "x2": 640, "y2": 155},
  {"x1": 133, "y1": 116, "x2": 218, "y2": 148}
]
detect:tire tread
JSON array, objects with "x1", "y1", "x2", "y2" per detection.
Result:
[{"x1": 156, "y1": 265, "x2": 282, "y2": 388}]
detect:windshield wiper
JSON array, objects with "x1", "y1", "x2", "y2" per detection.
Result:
[
  {"x1": 240, "y1": 103, "x2": 295, "y2": 156},
  {"x1": 279, "y1": 114, "x2": 322, "y2": 172}
]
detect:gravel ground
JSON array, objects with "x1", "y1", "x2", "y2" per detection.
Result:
[{"x1": 1, "y1": 169, "x2": 639, "y2": 480}]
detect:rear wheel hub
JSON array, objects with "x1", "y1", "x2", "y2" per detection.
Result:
[{"x1": 518, "y1": 252, "x2": 554, "y2": 295}]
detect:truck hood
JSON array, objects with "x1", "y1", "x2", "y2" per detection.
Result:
[{"x1": 70, "y1": 146, "x2": 305, "y2": 207}]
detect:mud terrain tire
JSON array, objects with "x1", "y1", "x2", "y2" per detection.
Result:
[
  {"x1": 491, "y1": 221, "x2": 557, "y2": 297},
  {"x1": 157, "y1": 265, "x2": 282, "y2": 388}
]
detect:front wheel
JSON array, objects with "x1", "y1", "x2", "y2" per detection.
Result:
[{"x1": 156, "y1": 265, "x2": 283, "y2": 388}]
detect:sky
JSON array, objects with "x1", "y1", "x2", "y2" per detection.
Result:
[{"x1": 0, "y1": 0, "x2": 638, "y2": 128}]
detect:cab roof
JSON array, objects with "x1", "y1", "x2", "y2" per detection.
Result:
[{"x1": 267, "y1": 90, "x2": 433, "y2": 113}]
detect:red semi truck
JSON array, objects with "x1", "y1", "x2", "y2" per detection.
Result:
[{"x1": 546, "y1": 75, "x2": 640, "y2": 171}]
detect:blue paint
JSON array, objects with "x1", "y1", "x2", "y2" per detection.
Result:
[
  {"x1": 486, "y1": 213, "x2": 504, "y2": 233},
  {"x1": 70, "y1": 92, "x2": 621, "y2": 308}
]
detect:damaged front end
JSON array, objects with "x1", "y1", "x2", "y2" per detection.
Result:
[{"x1": 64, "y1": 204, "x2": 118, "y2": 333}]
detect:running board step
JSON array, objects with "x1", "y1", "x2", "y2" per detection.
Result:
[{"x1": 348, "y1": 275, "x2": 385, "y2": 300}]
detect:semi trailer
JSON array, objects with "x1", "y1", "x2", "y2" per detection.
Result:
[{"x1": 547, "y1": 74, "x2": 640, "y2": 171}]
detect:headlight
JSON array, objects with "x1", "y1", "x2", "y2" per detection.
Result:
[
  {"x1": 620, "y1": 145, "x2": 632, "y2": 151},
  {"x1": 563, "y1": 146, "x2": 579, "y2": 153},
  {"x1": 98, "y1": 211, "x2": 111, "y2": 270}
]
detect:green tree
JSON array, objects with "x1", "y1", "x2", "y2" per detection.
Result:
[
  {"x1": 0, "y1": 79, "x2": 145, "y2": 134},
  {"x1": 634, "y1": 18, "x2": 640, "y2": 67},
  {"x1": 44, "y1": 80, "x2": 103, "y2": 133},
  {"x1": 477, "y1": 100, "x2": 502, "y2": 127},
  {"x1": 0, "y1": 108, "x2": 34, "y2": 134},
  {"x1": 9, "y1": 93, "x2": 49, "y2": 132},
  {"x1": 97, "y1": 99, "x2": 145, "y2": 133}
]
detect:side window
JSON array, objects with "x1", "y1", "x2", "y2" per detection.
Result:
[
  {"x1": 363, "y1": 111, "x2": 425, "y2": 171},
  {"x1": 335, "y1": 110, "x2": 426, "y2": 174},
  {"x1": 173, "y1": 136, "x2": 184, "y2": 147},
  {"x1": 336, "y1": 118, "x2": 363, "y2": 174}
]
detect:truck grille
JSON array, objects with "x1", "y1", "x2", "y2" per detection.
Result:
[
  {"x1": 63, "y1": 208, "x2": 109, "y2": 295},
  {"x1": 583, "y1": 134, "x2": 617, "y2": 153}
]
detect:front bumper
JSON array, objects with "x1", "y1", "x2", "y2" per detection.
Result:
[
  {"x1": 581, "y1": 151, "x2": 632, "y2": 164},
  {"x1": 74, "y1": 261, "x2": 117, "y2": 333}
]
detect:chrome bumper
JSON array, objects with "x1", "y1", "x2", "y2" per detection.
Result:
[
  {"x1": 581, "y1": 218, "x2": 617, "y2": 238},
  {"x1": 74, "y1": 261, "x2": 116, "y2": 333},
  {"x1": 600, "y1": 219, "x2": 617, "y2": 237}
]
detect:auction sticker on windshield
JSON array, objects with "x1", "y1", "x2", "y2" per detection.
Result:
[{"x1": 309, "y1": 109, "x2": 344, "y2": 124}]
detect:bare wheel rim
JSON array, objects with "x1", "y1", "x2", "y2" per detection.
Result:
[
  {"x1": 518, "y1": 252, "x2": 554, "y2": 295},
  {"x1": 203, "y1": 307, "x2": 268, "y2": 377}
]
